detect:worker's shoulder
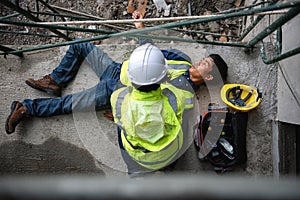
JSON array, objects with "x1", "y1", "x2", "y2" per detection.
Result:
[{"x1": 161, "y1": 49, "x2": 192, "y2": 63}]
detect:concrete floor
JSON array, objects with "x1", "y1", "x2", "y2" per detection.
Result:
[{"x1": 0, "y1": 40, "x2": 276, "y2": 177}]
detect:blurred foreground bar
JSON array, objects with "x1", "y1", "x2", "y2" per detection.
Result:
[{"x1": 0, "y1": 174, "x2": 299, "y2": 200}]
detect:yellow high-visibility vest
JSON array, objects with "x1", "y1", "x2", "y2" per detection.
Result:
[{"x1": 110, "y1": 59, "x2": 194, "y2": 170}]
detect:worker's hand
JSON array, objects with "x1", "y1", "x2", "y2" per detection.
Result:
[
  {"x1": 104, "y1": 110, "x2": 114, "y2": 121},
  {"x1": 132, "y1": 10, "x2": 145, "y2": 29}
]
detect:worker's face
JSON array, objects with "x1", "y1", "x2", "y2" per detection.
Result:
[{"x1": 190, "y1": 57, "x2": 214, "y2": 84}]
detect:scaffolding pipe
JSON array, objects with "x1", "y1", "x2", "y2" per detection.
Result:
[
  {"x1": 35, "y1": 10, "x2": 288, "y2": 26},
  {"x1": 48, "y1": 4, "x2": 129, "y2": 31},
  {"x1": 260, "y1": 42, "x2": 300, "y2": 64},
  {"x1": 239, "y1": 0, "x2": 278, "y2": 40},
  {"x1": 35, "y1": 0, "x2": 40, "y2": 19},
  {"x1": 239, "y1": 15, "x2": 264, "y2": 41},
  {"x1": 2, "y1": 2, "x2": 297, "y2": 30},
  {"x1": 0, "y1": 13, "x2": 19, "y2": 20},
  {"x1": 0, "y1": 45, "x2": 23, "y2": 57},
  {"x1": 1, "y1": 2, "x2": 298, "y2": 36},
  {"x1": 131, "y1": 34, "x2": 247, "y2": 47},
  {"x1": 29, "y1": 11, "x2": 98, "y2": 20},
  {"x1": 0, "y1": 19, "x2": 117, "y2": 34},
  {"x1": 0, "y1": 32, "x2": 247, "y2": 56},
  {"x1": 49, "y1": 4, "x2": 106, "y2": 20},
  {"x1": 246, "y1": 5, "x2": 300, "y2": 48},
  {"x1": 117, "y1": 1, "x2": 300, "y2": 34},
  {"x1": 0, "y1": 1, "x2": 299, "y2": 58},
  {"x1": 173, "y1": 28, "x2": 240, "y2": 39},
  {"x1": 217, "y1": 0, "x2": 273, "y2": 14},
  {"x1": 0, "y1": 0, "x2": 71, "y2": 41},
  {"x1": 0, "y1": 29, "x2": 60, "y2": 38},
  {"x1": 276, "y1": 27, "x2": 282, "y2": 55},
  {"x1": 36, "y1": 0, "x2": 67, "y2": 22}
]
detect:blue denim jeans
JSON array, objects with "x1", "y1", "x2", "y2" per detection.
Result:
[{"x1": 23, "y1": 42, "x2": 121, "y2": 117}]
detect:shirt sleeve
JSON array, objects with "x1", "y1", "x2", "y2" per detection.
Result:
[{"x1": 161, "y1": 49, "x2": 192, "y2": 63}]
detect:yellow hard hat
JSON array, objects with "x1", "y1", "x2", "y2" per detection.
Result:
[{"x1": 220, "y1": 84, "x2": 262, "y2": 112}]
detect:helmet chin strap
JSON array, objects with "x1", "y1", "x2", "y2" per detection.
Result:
[{"x1": 226, "y1": 86, "x2": 253, "y2": 107}]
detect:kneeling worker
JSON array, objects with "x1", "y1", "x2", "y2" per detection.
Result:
[{"x1": 110, "y1": 43, "x2": 227, "y2": 174}]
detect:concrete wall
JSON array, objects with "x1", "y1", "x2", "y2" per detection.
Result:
[
  {"x1": 243, "y1": 0, "x2": 300, "y2": 176},
  {"x1": 277, "y1": 14, "x2": 300, "y2": 125}
]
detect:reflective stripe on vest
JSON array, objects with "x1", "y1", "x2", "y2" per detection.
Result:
[
  {"x1": 161, "y1": 81, "x2": 194, "y2": 109},
  {"x1": 186, "y1": 97, "x2": 194, "y2": 106},
  {"x1": 167, "y1": 60, "x2": 192, "y2": 70},
  {"x1": 162, "y1": 88, "x2": 177, "y2": 113},
  {"x1": 115, "y1": 87, "x2": 131, "y2": 119}
]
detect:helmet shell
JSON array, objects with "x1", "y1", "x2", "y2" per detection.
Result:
[
  {"x1": 127, "y1": 44, "x2": 168, "y2": 86},
  {"x1": 220, "y1": 84, "x2": 262, "y2": 112}
]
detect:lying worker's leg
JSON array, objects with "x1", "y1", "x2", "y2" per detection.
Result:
[
  {"x1": 6, "y1": 77, "x2": 119, "y2": 133},
  {"x1": 22, "y1": 78, "x2": 118, "y2": 117},
  {"x1": 22, "y1": 96, "x2": 72, "y2": 117},
  {"x1": 51, "y1": 42, "x2": 117, "y2": 85},
  {"x1": 26, "y1": 42, "x2": 119, "y2": 97}
]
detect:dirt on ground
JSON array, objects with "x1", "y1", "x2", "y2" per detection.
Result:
[{"x1": 0, "y1": 0, "x2": 243, "y2": 45}]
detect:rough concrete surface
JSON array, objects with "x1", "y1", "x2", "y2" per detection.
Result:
[{"x1": 0, "y1": 39, "x2": 276, "y2": 177}]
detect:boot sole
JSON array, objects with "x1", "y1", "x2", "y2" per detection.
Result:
[
  {"x1": 25, "y1": 80, "x2": 61, "y2": 97},
  {"x1": 5, "y1": 101, "x2": 20, "y2": 134}
]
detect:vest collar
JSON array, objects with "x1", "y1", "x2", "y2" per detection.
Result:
[{"x1": 131, "y1": 87, "x2": 163, "y2": 101}]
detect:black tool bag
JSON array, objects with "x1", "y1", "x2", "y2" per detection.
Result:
[{"x1": 194, "y1": 103, "x2": 248, "y2": 173}]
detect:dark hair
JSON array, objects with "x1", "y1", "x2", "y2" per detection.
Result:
[
  {"x1": 133, "y1": 83, "x2": 160, "y2": 92},
  {"x1": 209, "y1": 54, "x2": 228, "y2": 83}
]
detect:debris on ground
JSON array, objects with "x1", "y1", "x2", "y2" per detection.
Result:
[{"x1": 0, "y1": 0, "x2": 243, "y2": 45}]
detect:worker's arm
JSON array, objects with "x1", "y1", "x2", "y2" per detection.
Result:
[
  {"x1": 132, "y1": 11, "x2": 145, "y2": 29},
  {"x1": 132, "y1": 11, "x2": 154, "y2": 45}
]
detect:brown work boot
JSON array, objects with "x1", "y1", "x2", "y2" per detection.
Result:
[
  {"x1": 5, "y1": 101, "x2": 29, "y2": 134},
  {"x1": 25, "y1": 74, "x2": 61, "y2": 96}
]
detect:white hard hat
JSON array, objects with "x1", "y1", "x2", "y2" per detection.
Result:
[{"x1": 127, "y1": 43, "x2": 168, "y2": 86}]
